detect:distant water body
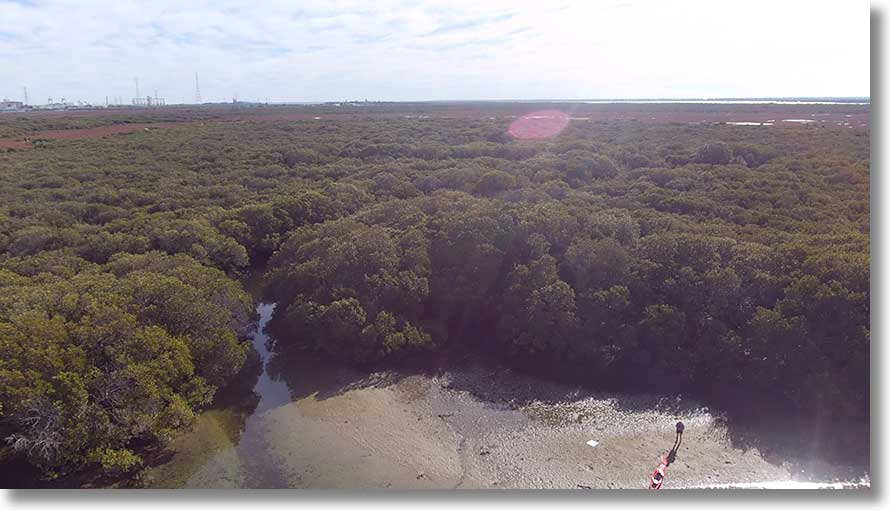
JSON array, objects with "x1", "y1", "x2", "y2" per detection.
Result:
[
  {"x1": 426, "y1": 98, "x2": 870, "y2": 105},
  {"x1": 578, "y1": 100, "x2": 870, "y2": 105},
  {"x1": 272, "y1": 99, "x2": 869, "y2": 106}
]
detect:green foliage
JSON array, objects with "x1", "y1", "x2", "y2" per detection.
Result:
[
  {"x1": 0, "y1": 253, "x2": 251, "y2": 476},
  {"x1": 87, "y1": 447, "x2": 143, "y2": 475},
  {"x1": 254, "y1": 113, "x2": 868, "y2": 439},
  {"x1": 0, "y1": 105, "x2": 870, "y2": 477},
  {"x1": 475, "y1": 170, "x2": 516, "y2": 196},
  {"x1": 694, "y1": 142, "x2": 732, "y2": 164}
]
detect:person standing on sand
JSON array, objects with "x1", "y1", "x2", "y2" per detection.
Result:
[
  {"x1": 649, "y1": 421, "x2": 684, "y2": 489},
  {"x1": 668, "y1": 421, "x2": 683, "y2": 463}
]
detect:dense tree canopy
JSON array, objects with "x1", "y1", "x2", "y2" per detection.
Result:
[
  {"x1": 0, "y1": 105, "x2": 870, "y2": 477},
  {"x1": 0, "y1": 252, "x2": 253, "y2": 475}
]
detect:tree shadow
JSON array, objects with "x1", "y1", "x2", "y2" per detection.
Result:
[
  {"x1": 264, "y1": 347, "x2": 400, "y2": 401},
  {"x1": 436, "y1": 360, "x2": 868, "y2": 480},
  {"x1": 130, "y1": 347, "x2": 265, "y2": 488},
  {"x1": 712, "y1": 410, "x2": 869, "y2": 482},
  {"x1": 261, "y1": 333, "x2": 487, "y2": 403},
  {"x1": 255, "y1": 325, "x2": 869, "y2": 486},
  {"x1": 212, "y1": 346, "x2": 264, "y2": 413}
]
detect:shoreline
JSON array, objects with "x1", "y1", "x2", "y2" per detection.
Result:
[
  {"x1": 4, "y1": 301, "x2": 868, "y2": 490},
  {"x1": 143, "y1": 349, "x2": 869, "y2": 489}
]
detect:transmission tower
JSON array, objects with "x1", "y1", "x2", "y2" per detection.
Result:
[{"x1": 194, "y1": 72, "x2": 202, "y2": 104}]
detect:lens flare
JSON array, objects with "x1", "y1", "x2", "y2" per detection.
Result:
[{"x1": 508, "y1": 110, "x2": 570, "y2": 140}]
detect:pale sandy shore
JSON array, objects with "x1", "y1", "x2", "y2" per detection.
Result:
[
  {"x1": 143, "y1": 361, "x2": 868, "y2": 490},
  {"x1": 139, "y1": 303, "x2": 868, "y2": 489}
]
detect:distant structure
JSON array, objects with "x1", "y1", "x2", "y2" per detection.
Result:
[
  {"x1": 133, "y1": 95, "x2": 165, "y2": 107},
  {"x1": 23, "y1": 86, "x2": 28, "y2": 106},
  {"x1": 130, "y1": 78, "x2": 165, "y2": 106},
  {"x1": 195, "y1": 72, "x2": 202, "y2": 104},
  {"x1": 27, "y1": 97, "x2": 87, "y2": 111},
  {"x1": 0, "y1": 99, "x2": 25, "y2": 111}
]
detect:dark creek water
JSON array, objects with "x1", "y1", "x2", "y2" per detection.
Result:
[
  {"x1": 144, "y1": 303, "x2": 291, "y2": 487},
  {"x1": 137, "y1": 304, "x2": 869, "y2": 489},
  {"x1": 143, "y1": 302, "x2": 483, "y2": 488},
  {"x1": 142, "y1": 302, "x2": 493, "y2": 488}
]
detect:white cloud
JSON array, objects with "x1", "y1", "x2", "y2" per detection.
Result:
[{"x1": 0, "y1": 0, "x2": 870, "y2": 104}]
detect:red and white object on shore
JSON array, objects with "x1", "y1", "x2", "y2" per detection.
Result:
[{"x1": 649, "y1": 455, "x2": 668, "y2": 490}]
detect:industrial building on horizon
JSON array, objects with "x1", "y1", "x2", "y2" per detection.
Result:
[{"x1": 0, "y1": 100, "x2": 25, "y2": 112}]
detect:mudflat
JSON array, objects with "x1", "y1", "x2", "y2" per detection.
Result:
[{"x1": 144, "y1": 358, "x2": 866, "y2": 489}]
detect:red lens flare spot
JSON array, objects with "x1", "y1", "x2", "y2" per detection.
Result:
[{"x1": 508, "y1": 110, "x2": 570, "y2": 140}]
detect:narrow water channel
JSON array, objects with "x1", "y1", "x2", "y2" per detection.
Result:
[
  {"x1": 144, "y1": 298, "x2": 471, "y2": 489},
  {"x1": 145, "y1": 303, "x2": 294, "y2": 487},
  {"x1": 140, "y1": 304, "x2": 870, "y2": 490}
]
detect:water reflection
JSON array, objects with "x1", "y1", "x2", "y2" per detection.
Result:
[
  {"x1": 241, "y1": 304, "x2": 293, "y2": 414},
  {"x1": 145, "y1": 303, "x2": 293, "y2": 487},
  {"x1": 144, "y1": 302, "x2": 449, "y2": 489},
  {"x1": 142, "y1": 303, "x2": 870, "y2": 489}
]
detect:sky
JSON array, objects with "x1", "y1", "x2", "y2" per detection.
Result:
[{"x1": 0, "y1": 0, "x2": 870, "y2": 104}]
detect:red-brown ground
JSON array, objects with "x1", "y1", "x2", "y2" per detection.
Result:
[
  {"x1": 0, "y1": 104, "x2": 869, "y2": 151},
  {"x1": 0, "y1": 122, "x2": 182, "y2": 150}
]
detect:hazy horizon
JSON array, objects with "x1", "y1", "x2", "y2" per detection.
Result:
[{"x1": 1, "y1": 0, "x2": 870, "y2": 105}]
